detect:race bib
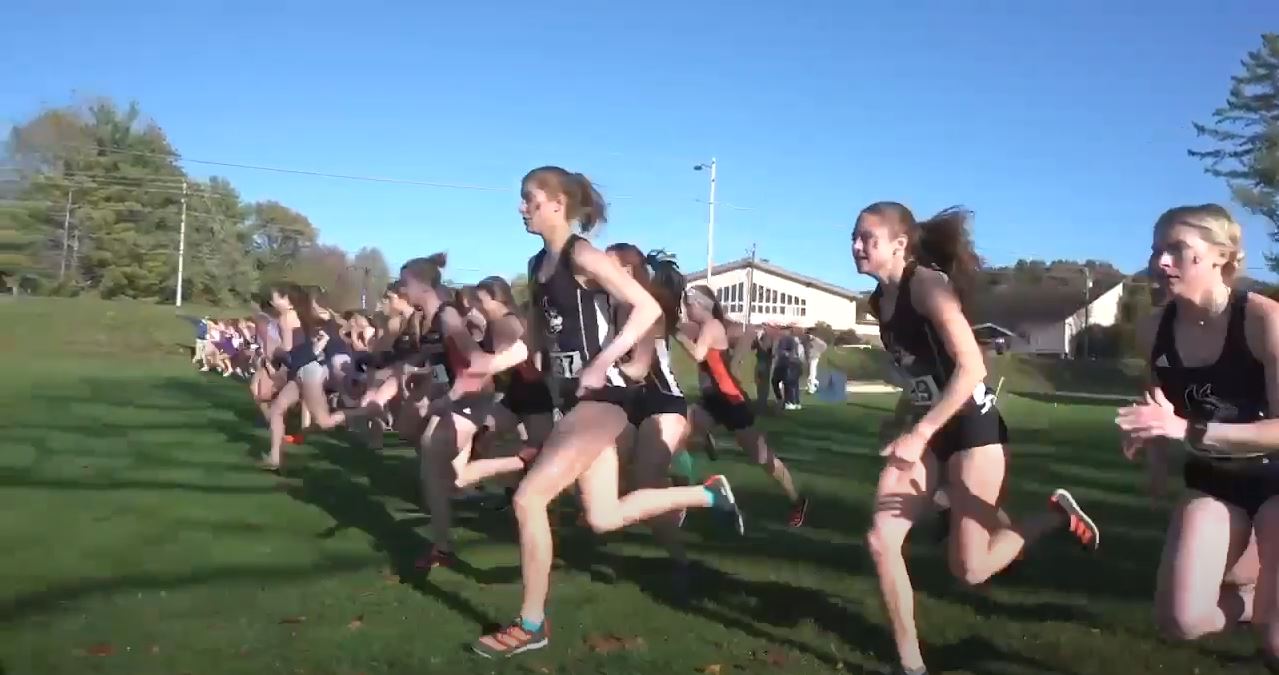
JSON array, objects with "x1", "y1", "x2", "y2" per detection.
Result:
[
  {"x1": 550, "y1": 351, "x2": 584, "y2": 379},
  {"x1": 430, "y1": 363, "x2": 450, "y2": 384},
  {"x1": 908, "y1": 375, "x2": 940, "y2": 407}
]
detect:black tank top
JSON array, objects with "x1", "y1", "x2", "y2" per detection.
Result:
[
  {"x1": 870, "y1": 261, "x2": 994, "y2": 410},
  {"x1": 418, "y1": 310, "x2": 454, "y2": 386},
  {"x1": 529, "y1": 235, "x2": 626, "y2": 387},
  {"x1": 1151, "y1": 290, "x2": 1269, "y2": 452},
  {"x1": 320, "y1": 317, "x2": 349, "y2": 359}
]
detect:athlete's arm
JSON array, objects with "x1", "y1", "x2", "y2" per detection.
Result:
[
  {"x1": 1130, "y1": 307, "x2": 1170, "y2": 497},
  {"x1": 674, "y1": 321, "x2": 720, "y2": 362},
  {"x1": 370, "y1": 312, "x2": 406, "y2": 353},
  {"x1": 279, "y1": 311, "x2": 299, "y2": 353},
  {"x1": 619, "y1": 330, "x2": 656, "y2": 382},
  {"x1": 1195, "y1": 295, "x2": 1279, "y2": 453},
  {"x1": 484, "y1": 315, "x2": 531, "y2": 374},
  {"x1": 573, "y1": 241, "x2": 662, "y2": 371},
  {"x1": 728, "y1": 323, "x2": 755, "y2": 369},
  {"x1": 907, "y1": 268, "x2": 988, "y2": 441}
]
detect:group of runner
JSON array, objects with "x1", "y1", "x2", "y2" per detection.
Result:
[{"x1": 208, "y1": 164, "x2": 1279, "y2": 673}]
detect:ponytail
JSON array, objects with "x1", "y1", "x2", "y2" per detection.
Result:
[
  {"x1": 914, "y1": 207, "x2": 979, "y2": 305},
  {"x1": 645, "y1": 249, "x2": 685, "y2": 335},
  {"x1": 523, "y1": 166, "x2": 609, "y2": 233},
  {"x1": 401, "y1": 252, "x2": 448, "y2": 288},
  {"x1": 604, "y1": 242, "x2": 683, "y2": 334}
]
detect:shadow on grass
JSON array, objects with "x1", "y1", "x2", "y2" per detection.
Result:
[
  {"x1": 3, "y1": 367, "x2": 1171, "y2": 672},
  {"x1": 0, "y1": 556, "x2": 380, "y2": 624},
  {"x1": 280, "y1": 461, "x2": 507, "y2": 629}
]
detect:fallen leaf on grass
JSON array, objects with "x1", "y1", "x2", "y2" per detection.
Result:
[
  {"x1": 86, "y1": 643, "x2": 114, "y2": 657},
  {"x1": 583, "y1": 634, "x2": 645, "y2": 654},
  {"x1": 745, "y1": 647, "x2": 789, "y2": 668},
  {"x1": 149, "y1": 644, "x2": 160, "y2": 655},
  {"x1": 696, "y1": 665, "x2": 723, "y2": 674},
  {"x1": 279, "y1": 616, "x2": 307, "y2": 625},
  {"x1": 379, "y1": 568, "x2": 400, "y2": 584},
  {"x1": 347, "y1": 614, "x2": 364, "y2": 630}
]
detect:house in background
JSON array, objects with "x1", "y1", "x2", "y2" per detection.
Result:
[
  {"x1": 968, "y1": 275, "x2": 1129, "y2": 357},
  {"x1": 685, "y1": 257, "x2": 879, "y2": 338}
]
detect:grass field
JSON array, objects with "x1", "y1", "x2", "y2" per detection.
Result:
[{"x1": 0, "y1": 297, "x2": 1267, "y2": 674}]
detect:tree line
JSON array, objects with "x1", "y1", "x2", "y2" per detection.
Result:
[{"x1": 0, "y1": 99, "x2": 390, "y2": 309}]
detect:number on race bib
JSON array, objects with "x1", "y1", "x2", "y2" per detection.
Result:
[
  {"x1": 550, "y1": 351, "x2": 584, "y2": 379},
  {"x1": 430, "y1": 364, "x2": 450, "y2": 384},
  {"x1": 908, "y1": 375, "x2": 940, "y2": 407}
]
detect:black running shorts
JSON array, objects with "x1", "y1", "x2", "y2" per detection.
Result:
[
  {"x1": 699, "y1": 390, "x2": 755, "y2": 432},
  {"x1": 1184, "y1": 455, "x2": 1279, "y2": 518}
]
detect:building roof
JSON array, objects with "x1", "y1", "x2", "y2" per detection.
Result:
[
  {"x1": 966, "y1": 275, "x2": 1128, "y2": 329},
  {"x1": 685, "y1": 257, "x2": 862, "y2": 302}
]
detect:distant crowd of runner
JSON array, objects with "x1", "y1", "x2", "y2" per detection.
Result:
[{"x1": 190, "y1": 165, "x2": 1278, "y2": 674}]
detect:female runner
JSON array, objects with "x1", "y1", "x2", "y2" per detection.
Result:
[
  {"x1": 470, "y1": 167, "x2": 743, "y2": 659},
  {"x1": 854, "y1": 201, "x2": 1099, "y2": 675},
  {"x1": 679, "y1": 285, "x2": 809, "y2": 526},
  {"x1": 1116, "y1": 204, "x2": 1279, "y2": 662}
]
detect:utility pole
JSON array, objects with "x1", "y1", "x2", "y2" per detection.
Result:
[
  {"x1": 1081, "y1": 265, "x2": 1092, "y2": 359},
  {"x1": 694, "y1": 158, "x2": 717, "y2": 285},
  {"x1": 359, "y1": 266, "x2": 371, "y2": 310},
  {"x1": 176, "y1": 179, "x2": 187, "y2": 307},
  {"x1": 362, "y1": 267, "x2": 370, "y2": 310},
  {"x1": 744, "y1": 243, "x2": 757, "y2": 326},
  {"x1": 59, "y1": 189, "x2": 72, "y2": 281}
]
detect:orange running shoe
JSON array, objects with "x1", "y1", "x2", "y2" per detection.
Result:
[{"x1": 1050, "y1": 488, "x2": 1099, "y2": 551}]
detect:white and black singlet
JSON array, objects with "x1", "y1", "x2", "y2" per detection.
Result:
[
  {"x1": 627, "y1": 336, "x2": 688, "y2": 426},
  {"x1": 529, "y1": 235, "x2": 634, "y2": 410}
]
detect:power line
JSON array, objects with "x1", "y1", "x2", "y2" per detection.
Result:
[{"x1": 37, "y1": 142, "x2": 513, "y2": 192}]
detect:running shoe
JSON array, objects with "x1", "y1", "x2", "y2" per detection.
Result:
[
  {"x1": 471, "y1": 618, "x2": 549, "y2": 659},
  {"x1": 704, "y1": 474, "x2": 745, "y2": 535},
  {"x1": 1050, "y1": 488, "x2": 1100, "y2": 551},
  {"x1": 788, "y1": 497, "x2": 810, "y2": 528},
  {"x1": 413, "y1": 545, "x2": 457, "y2": 571}
]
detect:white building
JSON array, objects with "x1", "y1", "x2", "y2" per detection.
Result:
[
  {"x1": 970, "y1": 278, "x2": 1128, "y2": 357},
  {"x1": 685, "y1": 257, "x2": 878, "y2": 336}
]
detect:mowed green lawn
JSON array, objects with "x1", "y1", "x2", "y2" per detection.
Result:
[{"x1": 0, "y1": 297, "x2": 1268, "y2": 674}]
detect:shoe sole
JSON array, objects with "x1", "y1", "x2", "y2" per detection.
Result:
[
  {"x1": 789, "y1": 499, "x2": 809, "y2": 527},
  {"x1": 1052, "y1": 488, "x2": 1100, "y2": 551},
  {"x1": 472, "y1": 637, "x2": 548, "y2": 658},
  {"x1": 709, "y1": 475, "x2": 745, "y2": 536}
]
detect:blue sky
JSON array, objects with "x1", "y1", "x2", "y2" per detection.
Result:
[{"x1": 3, "y1": 1, "x2": 1276, "y2": 291}]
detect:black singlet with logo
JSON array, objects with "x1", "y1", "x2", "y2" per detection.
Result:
[
  {"x1": 417, "y1": 310, "x2": 456, "y2": 388},
  {"x1": 529, "y1": 235, "x2": 631, "y2": 409},
  {"x1": 869, "y1": 261, "x2": 1006, "y2": 460},
  {"x1": 1151, "y1": 289, "x2": 1279, "y2": 516}
]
